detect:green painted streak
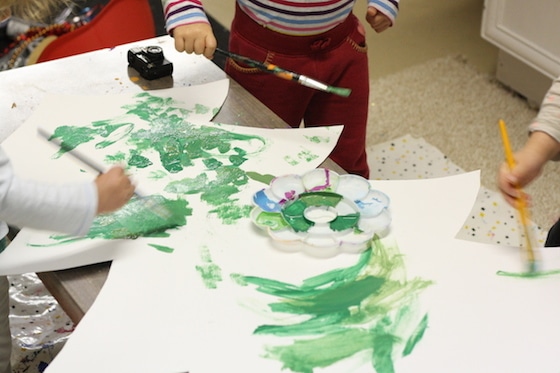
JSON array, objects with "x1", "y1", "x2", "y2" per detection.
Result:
[
  {"x1": 246, "y1": 171, "x2": 276, "y2": 185},
  {"x1": 105, "y1": 151, "x2": 126, "y2": 163},
  {"x1": 148, "y1": 170, "x2": 168, "y2": 180},
  {"x1": 203, "y1": 157, "x2": 223, "y2": 170},
  {"x1": 128, "y1": 152, "x2": 152, "y2": 168},
  {"x1": 329, "y1": 213, "x2": 360, "y2": 231},
  {"x1": 148, "y1": 243, "x2": 175, "y2": 253},
  {"x1": 234, "y1": 237, "x2": 433, "y2": 372},
  {"x1": 208, "y1": 203, "x2": 252, "y2": 225},
  {"x1": 304, "y1": 135, "x2": 330, "y2": 144},
  {"x1": 196, "y1": 263, "x2": 222, "y2": 289},
  {"x1": 194, "y1": 103, "x2": 210, "y2": 114},
  {"x1": 30, "y1": 196, "x2": 192, "y2": 246},
  {"x1": 284, "y1": 156, "x2": 299, "y2": 166},
  {"x1": 496, "y1": 269, "x2": 560, "y2": 278},
  {"x1": 264, "y1": 328, "x2": 372, "y2": 373},
  {"x1": 298, "y1": 192, "x2": 343, "y2": 207},
  {"x1": 372, "y1": 333, "x2": 398, "y2": 373},
  {"x1": 402, "y1": 313, "x2": 428, "y2": 356},
  {"x1": 196, "y1": 246, "x2": 222, "y2": 289},
  {"x1": 254, "y1": 211, "x2": 289, "y2": 230},
  {"x1": 165, "y1": 174, "x2": 208, "y2": 194},
  {"x1": 267, "y1": 276, "x2": 386, "y2": 316},
  {"x1": 297, "y1": 150, "x2": 319, "y2": 162},
  {"x1": 282, "y1": 200, "x2": 313, "y2": 232},
  {"x1": 49, "y1": 125, "x2": 99, "y2": 158}
]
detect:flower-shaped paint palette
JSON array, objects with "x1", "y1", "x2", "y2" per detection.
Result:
[{"x1": 251, "y1": 168, "x2": 391, "y2": 257}]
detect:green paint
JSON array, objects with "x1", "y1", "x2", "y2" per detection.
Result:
[
  {"x1": 232, "y1": 237, "x2": 432, "y2": 372},
  {"x1": 48, "y1": 91, "x2": 269, "y2": 225},
  {"x1": 194, "y1": 103, "x2": 210, "y2": 115},
  {"x1": 29, "y1": 195, "x2": 192, "y2": 246},
  {"x1": 279, "y1": 192, "x2": 359, "y2": 233},
  {"x1": 105, "y1": 151, "x2": 126, "y2": 164},
  {"x1": 196, "y1": 246, "x2": 222, "y2": 289},
  {"x1": 246, "y1": 171, "x2": 276, "y2": 185},
  {"x1": 284, "y1": 156, "x2": 299, "y2": 166},
  {"x1": 148, "y1": 170, "x2": 168, "y2": 179},
  {"x1": 283, "y1": 150, "x2": 319, "y2": 166},
  {"x1": 148, "y1": 243, "x2": 175, "y2": 253},
  {"x1": 305, "y1": 135, "x2": 330, "y2": 144},
  {"x1": 208, "y1": 203, "x2": 252, "y2": 225},
  {"x1": 326, "y1": 86, "x2": 351, "y2": 97},
  {"x1": 329, "y1": 213, "x2": 360, "y2": 231},
  {"x1": 297, "y1": 150, "x2": 319, "y2": 162},
  {"x1": 496, "y1": 269, "x2": 560, "y2": 278},
  {"x1": 165, "y1": 174, "x2": 208, "y2": 194},
  {"x1": 254, "y1": 211, "x2": 289, "y2": 230},
  {"x1": 402, "y1": 313, "x2": 428, "y2": 356}
]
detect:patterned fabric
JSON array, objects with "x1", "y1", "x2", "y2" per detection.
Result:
[{"x1": 162, "y1": 0, "x2": 399, "y2": 36}]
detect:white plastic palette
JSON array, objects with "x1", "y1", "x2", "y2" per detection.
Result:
[{"x1": 251, "y1": 168, "x2": 391, "y2": 257}]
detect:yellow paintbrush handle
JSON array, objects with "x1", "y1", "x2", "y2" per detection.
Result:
[{"x1": 498, "y1": 119, "x2": 536, "y2": 268}]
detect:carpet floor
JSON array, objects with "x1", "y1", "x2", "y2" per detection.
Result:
[{"x1": 367, "y1": 54, "x2": 559, "y2": 233}]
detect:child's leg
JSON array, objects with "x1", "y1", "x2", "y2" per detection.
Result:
[
  {"x1": 226, "y1": 7, "x2": 370, "y2": 177},
  {"x1": 302, "y1": 20, "x2": 370, "y2": 178},
  {"x1": 0, "y1": 275, "x2": 12, "y2": 373}
]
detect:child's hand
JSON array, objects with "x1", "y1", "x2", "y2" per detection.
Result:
[
  {"x1": 497, "y1": 132, "x2": 559, "y2": 207},
  {"x1": 95, "y1": 166, "x2": 135, "y2": 214},
  {"x1": 365, "y1": 7, "x2": 392, "y2": 33},
  {"x1": 172, "y1": 23, "x2": 217, "y2": 59}
]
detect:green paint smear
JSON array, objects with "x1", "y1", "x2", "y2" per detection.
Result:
[
  {"x1": 208, "y1": 203, "x2": 252, "y2": 225},
  {"x1": 305, "y1": 135, "x2": 330, "y2": 144},
  {"x1": 148, "y1": 243, "x2": 175, "y2": 253},
  {"x1": 232, "y1": 237, "x2": 432, "y2": 372},
  {"x1": 496, "y1": 269, "x2": 560, "y2": 278},
  {"x1": 48, "y1": 91, "x2": 269, "y2": 225},
  {"x1": 196, "y1": 246, "x2": 222, "y2": 289},
  {"x1": 246, "y1": 171, "x2": 276, "y2": 185},
  {"x1": 29, "y1": 195, "x2": 192, "y2": 246}
]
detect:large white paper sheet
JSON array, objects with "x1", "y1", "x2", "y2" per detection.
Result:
[
  {"x1": 43, "y1": 171, "x2": 560, "y2": 373},
  {"x1": 0, "y1": 86, "x2": 342, "y2": 274}
]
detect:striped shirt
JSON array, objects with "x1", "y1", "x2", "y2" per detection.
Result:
[{"x1": 162, "y1": 0, "x2": 399, "y2": 36}]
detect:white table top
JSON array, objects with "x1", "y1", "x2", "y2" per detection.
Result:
[{"x1": 0, "y1": 35, "x2": 226, "y2": 142}]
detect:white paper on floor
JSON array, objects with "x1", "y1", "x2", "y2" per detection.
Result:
[{"x1": 367, "y1": 134, "x2": 547, "y2": 247}]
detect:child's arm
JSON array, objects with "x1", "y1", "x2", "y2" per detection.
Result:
[
  {"x1": 161, "y1": 0, "x2": 217, "y2": 59},
  {"x1": 498, "y1": 76, "x2": 560, "y2": 207},
  {"x1": 498, "y1": 131, "x2": 560, "y2": 206},
  {"x1": 0, "y1": 148, "x2": 134, "y2": 236},
  {"x1": 366, "y1": 0, "x2": 399, "y2": 33}
]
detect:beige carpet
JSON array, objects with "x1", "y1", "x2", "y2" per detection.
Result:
[{"x1": 366, "y1": 55, "x2": 560, "y2": 237}]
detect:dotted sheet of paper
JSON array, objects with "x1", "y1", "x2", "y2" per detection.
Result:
[{"x1": 367, "y1": 134, "x2": 547, "y2": 248}]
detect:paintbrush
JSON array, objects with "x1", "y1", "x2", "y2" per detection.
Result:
[
  {"x1": 499, "y1": 119, "x2": 538, "y2": 272},
  {"x1": 215, "y1": 48, "x2": 352, "y2": 97}
]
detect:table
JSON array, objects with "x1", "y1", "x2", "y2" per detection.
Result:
[{"x1": 0, "y1": 35, "x2": 342, "y2": 324}]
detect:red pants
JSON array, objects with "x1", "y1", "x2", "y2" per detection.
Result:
[{"x1": 225, "y1": 5, "x2": 370, "y2": 178}]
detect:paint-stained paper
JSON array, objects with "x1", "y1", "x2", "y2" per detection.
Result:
[
  {"x1": 4, "y1": 83, "x2": 560, "y2": 373},
  {"x1": 0, "y1": 81, "x2": 343, "y2": 273},
  {"x1": 39, "y1": 171, "x2": 560, "y2": 373}
]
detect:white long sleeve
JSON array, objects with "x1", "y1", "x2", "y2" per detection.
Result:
[{"x1": 0, "y1": 146, "x2": 97, "y2": 239}]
